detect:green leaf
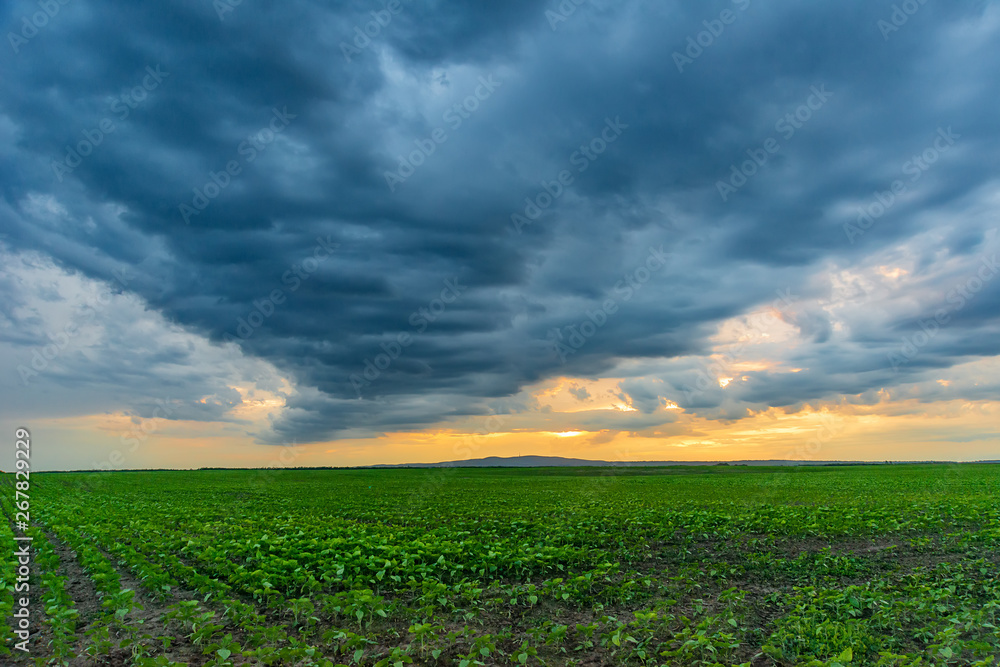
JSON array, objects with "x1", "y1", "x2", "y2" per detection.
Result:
[
  {"x1": 836, "y1": 647, "x2": 853, "y2": 662},
  {"x1": 216, "y1": 648, "x2": 231, "y2": 660}
]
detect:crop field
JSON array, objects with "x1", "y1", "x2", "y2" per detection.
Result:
[{"x1": 2, "y1": 464, "x2": 999, "y2": 666}]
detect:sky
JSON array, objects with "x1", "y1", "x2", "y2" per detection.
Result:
[{"x1": 1, "y1": 0, "x2": 999, "y2": 470}]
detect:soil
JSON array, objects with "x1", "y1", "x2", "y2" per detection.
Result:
[{"x1": 8, "y1": 519, "x2": 988, "y2": 666}]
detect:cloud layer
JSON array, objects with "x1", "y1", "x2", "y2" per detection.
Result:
[{"x1": 2, "y1": 0, "x2": 999, "y2": 455}]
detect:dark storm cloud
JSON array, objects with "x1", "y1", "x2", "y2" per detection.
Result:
[{"x1": 2, "y1": 0, "x2": 998, "y2": 443}]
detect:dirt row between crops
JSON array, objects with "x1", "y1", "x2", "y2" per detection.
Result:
[
  {"x1": 46, "y1": 529, "x2": 131, "y2": 666},
  {"x1": 121, "y1": 531, "x2": 814, "y2": 665},
  {"x1": 107, "y1": 525, "x2": 700, "y2": 665},
  {"x1": 5, "y1": 521, "x2": 55, "y2": 663},
  {"x1": 21, "y1": 521, "x2": 988, "y2": 666},
  {"x1": 639, "y1": 531, "x2": 985, "y2": 572},
  {"x1": 1, "y1": 524, "x2": 265, "y2": 666},
  {"x1": 104, "y1": 525, "x2": 439, "y2": 665},
  {"x1": 84, "y1": 530, "x2": 277, "y2": 666},
  {"x1": 35, "y1": 529, "x2": 207, "y2": 665}
]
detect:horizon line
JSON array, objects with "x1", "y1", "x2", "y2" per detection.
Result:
[{"x1": 6, "y1": 457, "x2": 999, "y2": 474}]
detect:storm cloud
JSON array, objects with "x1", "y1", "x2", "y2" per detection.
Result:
[{"x1": 2, "y1": 0, "x2": 998, "y2": 451}]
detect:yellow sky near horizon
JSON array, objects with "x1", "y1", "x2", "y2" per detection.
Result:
[{"x1": 18, "y1": 380, "x2": 999, "y2": 470}]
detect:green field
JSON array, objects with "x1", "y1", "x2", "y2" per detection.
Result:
[{"x1": 3, "y1": 464, "x2": 999, "y2": 666}]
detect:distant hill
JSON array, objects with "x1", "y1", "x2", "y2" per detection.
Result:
[{"x1": 367, "y1": 455, "x2": 860, "y2": 468}]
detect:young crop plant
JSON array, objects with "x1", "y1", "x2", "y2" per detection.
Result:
[
  {"x1": 27, "y1": 528, "x2": 79, "y2": 664},
  {"x1": 0, "y1": 510, "x2": 18, "y2": 658},
  {"x1": 15, "y1": 464, "x2": 1000, "y2": 665}
]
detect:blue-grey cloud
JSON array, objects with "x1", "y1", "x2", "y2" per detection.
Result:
[{"x1": 1, "y1": 0, "x2": 998, "y2": 445}]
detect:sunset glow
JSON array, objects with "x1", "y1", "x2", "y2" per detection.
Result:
[{"x1": 1, "y1": 1, "x2": 998, "y2": 470}]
